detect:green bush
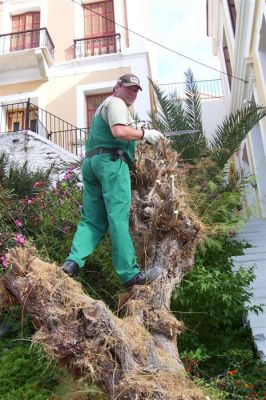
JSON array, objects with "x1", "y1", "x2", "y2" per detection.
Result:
[{"x1": 172, "y1": 236, "x2": 266, "y2": 399}]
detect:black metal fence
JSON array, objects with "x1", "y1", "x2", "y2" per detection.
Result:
[
  {"x1": 0, "y1": 100, "x2": 88, "y2": 156},
  {"x1": 74, "y1": 33, "x2": 121, "y2": 58},
  {"x1": 0, "y1": 28, "x2": 54, "y2": 58}
]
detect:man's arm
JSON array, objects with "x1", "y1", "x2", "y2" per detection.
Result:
[{"x1": 111, "y1": 124, "x2": 143, "y2": 141}]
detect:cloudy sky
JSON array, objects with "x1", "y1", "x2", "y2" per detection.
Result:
[{"x1": 145, "y1": 0, "x2": 221, "y2": 84}]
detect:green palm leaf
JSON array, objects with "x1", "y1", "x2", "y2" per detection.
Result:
[
  {"x1": 148, "y1": 79, "x2": 189, "y2": 132},
  {"x1": 209, "y1": 104, "x2": 266, "y2": 169}
]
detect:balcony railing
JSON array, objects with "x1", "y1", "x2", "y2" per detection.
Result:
[
  {"x1": 159, "y1": 79, "x2": 224, "y2": 100},
  {"x1": 0, "y1": 28, "x2": 55, "y2": 59},
  {"x1": 0, "y1": 100, "x2": 88, "y2": 156},
  {"x1": 73, "y1": 33, "x2": 121, "y2": 59}
]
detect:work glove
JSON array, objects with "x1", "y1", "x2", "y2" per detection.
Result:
[
  {"x1": 135, "y1": 121, "x2": 152, "y2": 130},
  {"x1": 142, "y1": 129, "x2": 164, "y2": 144}
]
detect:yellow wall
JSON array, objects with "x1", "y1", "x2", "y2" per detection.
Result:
[
  {"x1": 1, "y1": 67, "x2": 131, "y2": 127},
  {"x1": 47, "y1": 0, "x2": 75, "y2": 63}
]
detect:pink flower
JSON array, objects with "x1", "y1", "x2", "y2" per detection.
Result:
[
  {"x1": 0, "y1": 256, "x2": 8, "y2": 268},
  {"x1": 15, "y1": 219, "x2": 23, "y2": 227},
  {"x1": 63, "y1": 225, "x2": 71, "y2": 235},
  {"x1": 27, "y1": 199, "x2": 33, "y2": 204},
  {"x1": 15, "y1": 234, "x2": 26, "y2": 246},
  {"x1": 33, "y1": 181, "x2": 46, "y2": 188}
]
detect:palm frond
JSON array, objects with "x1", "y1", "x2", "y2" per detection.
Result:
[
  {"x1": 209, "y1": 104, "x2": 266, "y2": 169},
  {"x1": 184, "y1": 68, "x2": 203, "y2": 132},
  {"x1": 148, "y1": 79, "x2": 189, "y2": 132},
  {"x1": 149, "y1": 76, "x2": 209, "y2": 161}
]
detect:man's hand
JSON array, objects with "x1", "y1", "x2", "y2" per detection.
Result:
[
  {"x1": 143, "y1": 129, "x2": 164, "y2": 144},
  {"x1": 136, "y1": 121, "x2": 152, "y2": 130}
]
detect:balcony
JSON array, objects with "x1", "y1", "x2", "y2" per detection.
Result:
[
  {"x1": 0, "y1": 28, "x2": 54, "y2": 83},
  {"x1": 72, "y1": 33, "x2": 121, "y2": 59},
  {"x1": 159, "y1": 79, "x2": 224, "y2": 100}
]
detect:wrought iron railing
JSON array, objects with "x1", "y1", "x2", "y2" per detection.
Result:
[
  {"x1": 159, "y1": 79, "x2": 224, "y2": 100},
  {"x1": 0, "y1": 100, "x2": 88, "y2": 156},
  {"x1": 0, "y1": 28, "x2": 55, "y2": 59},
  {"x1": 73, "y1": 33, "x2": 121, "y2": 58}
]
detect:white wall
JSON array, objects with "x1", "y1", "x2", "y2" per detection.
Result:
[{"x1": 201, "y1": 98, "x2": 227, "y2": 140}]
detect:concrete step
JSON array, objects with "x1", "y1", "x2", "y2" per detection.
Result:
[
  {"x1": 232, "y1": 253, "x2": 266, "y2": 262},
  {"x1": 251, "y1": 326, "x2": 266, "y2": 340},
  {"x1": 247, "y1": 312, "x2": 266, "y2": 328},
  {"x1": 232, "y1": 260, "x2": 266, "y2": 273},
  {"x1": 240, "y1": 246, "x2": 266, "y2": 255},
  {"x1": 250, "y1": 275, "x2": 266, "y2": 288},
  {"x1": 233, "y1": 218, "x2": 266, "y2": 361},
  {"x1": 235, "y1": 239, "x2": 266, "y2": 247},
  {"x1": 237, "y1": 233, "x2": 266, "y2": 241},
  {"x1": 248, "y1": 287, "x2": 266, "y2": 298},
  {"x1": 242, "y1": 218, "x2": 266, "y2": 226}
]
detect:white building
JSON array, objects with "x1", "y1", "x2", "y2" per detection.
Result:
[
  {"x1": 207, "y1": 0, "x2": 266, "y2": 361},
  {"x1": 207, "y1": 0, "x2": 266, "y2": 217},
  {"x1": 0, "y1": 0, "x2": 154, "y2": 155}
]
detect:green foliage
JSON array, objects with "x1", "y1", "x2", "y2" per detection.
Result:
[
  {"x1": 172, "y1": 236, "x2": 266, "y2": 399},
  {"x1": 0, "y1": 152, "x2": 53, "y2": 199},
  {"x1": 209, "y1": 104, "x2": 266, "y2": 170},
  {"x1": 0, "y1": 159, "x2": 122, "y2": 304},
  {"x1": 0, "y1": 345, "x2": 58, "y2": 400},
  {"x1": 148, "y1": 80, "x2": 190, "y2": 133},
  {"x1": 0, "y1": 307, "x2": 59, "y2": 400}
]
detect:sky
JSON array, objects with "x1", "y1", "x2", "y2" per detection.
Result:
[{"x1": 146, "y1": 0, "x2": 221, "y2": 84}]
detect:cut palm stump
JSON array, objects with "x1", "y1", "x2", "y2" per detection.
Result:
[{"x1": 0, "y1": 140, "x2": 206, "y2": 400}]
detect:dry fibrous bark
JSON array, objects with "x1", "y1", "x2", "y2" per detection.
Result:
[{"x1": 0, "y1": 140, "x2": 206, "y2": 400}]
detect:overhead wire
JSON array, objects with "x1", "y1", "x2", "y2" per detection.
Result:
[{"x1": 69, "y1": 0, "x2": 248, "y2": 84}]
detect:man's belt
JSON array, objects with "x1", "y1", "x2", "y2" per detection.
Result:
[{"x1": 86, "y1": 147, "x2": 128, "y2": 164}]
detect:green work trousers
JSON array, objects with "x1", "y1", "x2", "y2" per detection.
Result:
[{"x1": 66, "y1": 154, "x2": 140, "y2": 284}]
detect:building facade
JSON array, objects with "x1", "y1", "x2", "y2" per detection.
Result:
[
  {"x1": 0, "y1": 0, "x2": 153, "y2": 154},
  {"x1": 207, "y1": 0, "x2": 266, "y2": 362},
  {"x1": 207, "y1": 0, "x2": 266, "y2": 217}
]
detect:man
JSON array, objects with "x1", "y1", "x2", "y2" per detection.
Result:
[{"x1": 62, "y1": 73, "x2": 164, "y2": 288}]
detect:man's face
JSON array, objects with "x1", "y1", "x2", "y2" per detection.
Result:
[{"x1": 115, "y1": 84, "x2": 140, "y2": 107}]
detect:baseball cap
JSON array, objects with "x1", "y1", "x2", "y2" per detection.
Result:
[{"x1": 117, "y1": 73, "x2": 142, "y2": 91}]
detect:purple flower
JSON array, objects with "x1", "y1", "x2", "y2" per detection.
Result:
[{"x1": 15, "y1": 234, "x2": 26, "y2": 246}]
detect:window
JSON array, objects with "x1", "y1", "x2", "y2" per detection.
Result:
[
  {"x1": 83, "y1": 1, "x2": 116, "y2": 56},
  {"x1": 84, "y1": 1, "x2": 115, "y2": 37},
  {"x1": 227, "y1": 0, "x2": 236, "y2": 34},
  {"x1": 86, "y1": 92, "x2": 111, "y2": 130},
  {"x1": 11, "y1": 12, "x2": 40, "y2": 51}
]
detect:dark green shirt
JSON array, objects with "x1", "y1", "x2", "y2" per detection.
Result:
[{"x1": 86, "y1": 96, "x2": 136, "y2": 161}]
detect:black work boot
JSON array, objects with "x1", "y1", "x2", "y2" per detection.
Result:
[
  {"x1": 61, "y1": 260, "x2": 80, "y2": 277},
  {"x1": 124, "y1": 266, "x2": 162, "y2": 289}
]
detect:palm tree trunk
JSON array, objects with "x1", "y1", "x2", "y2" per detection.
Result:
[{"x1": 0, "y1": 140, "x2": 204, "y2": 400}]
